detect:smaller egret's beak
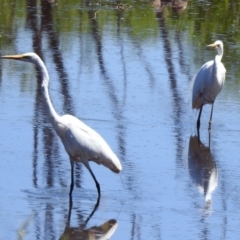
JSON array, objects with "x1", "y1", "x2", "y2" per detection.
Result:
[
  {"x1": 206, "y1": 43, "x2": 218, "y2": 49},
  {"x1": 1, "y1": 54, "x2": 25, "y2": 60}
]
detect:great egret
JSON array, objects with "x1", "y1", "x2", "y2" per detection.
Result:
[
  {"x1": 1, "y1": 53, "x2": 122, "y2": 197},
  {"x1": 192, "y1": 40, "x2": 226, "y2": 131}
]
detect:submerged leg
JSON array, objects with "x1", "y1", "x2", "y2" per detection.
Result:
[
  {"x1": 197, "y1": 105, "x2": 203, "y2": 130},
  {"x1": 208, "y1": 102, "x2": 214, "y2": 131},
  {"x1": 69, "y1": 160, "x2": 74, "y2": 196},
  {"x1": 82, "y1": 160, "x2": 101, "y2": 197}
]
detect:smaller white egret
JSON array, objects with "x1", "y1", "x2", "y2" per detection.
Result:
[
  {"x1": 192, "y1": 40, "x2": 226, "y2": 131},
  {"x1": 1, "y1": 53, "x2": 122, "y2": 197}
]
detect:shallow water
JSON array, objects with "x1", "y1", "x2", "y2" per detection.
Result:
[{"x1": 1, "y1": 0, "x2": 240, "y2": 239}]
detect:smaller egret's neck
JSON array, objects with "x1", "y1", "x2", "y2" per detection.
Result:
[
  {"x1": 215, "y1": 48, "x2": 223, "y2": 62},
  {"x1": 215, "y1": 55, "x2": 222, "y2": 64}
]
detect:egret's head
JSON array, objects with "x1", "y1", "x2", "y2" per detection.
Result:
[
  {"x1": 206, "y1": 40, "x2": 224, "y2": 56},
  {"x1": 1, "y1": 52, "x2": 48, "y2": 79},
  {"x1": 1, "y1": 52, "x2": 40, "y2": 65}
]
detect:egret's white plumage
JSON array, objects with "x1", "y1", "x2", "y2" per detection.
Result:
[
  {"x1": 192, "y1": 40, "x2": 226, "y2": 131},
  {"x1": 1, "y1": 52, "x2": 122, "y2": 197}
]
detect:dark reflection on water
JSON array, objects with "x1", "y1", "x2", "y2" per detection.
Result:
[
  {"x1": 151, "y1": 0, "x2": 187, "y2": 12},
  {"x1": 175, "y1": 32, "x2": 192, "y2": 82},
  {"x1": 59, "y1": 196, "x2": 117, "y2": 240},
  {"x1": 26, "y1": 0, "x2": 44, "y2": 188},
  {"x1": 132, "y1": 40, "x2": 156, "y2": 89},
  {"x1": 41, "y1": 0, "x2": 86, "y2": 189},
  {"x1": 60, "y1": 218, "x2": 117, "y2": 240},
  {"x1": 188, "y1": 135, "x2": 218, "y2": 211},
  {"x1": 24, "y1": 190, "x2": 116, "y2": 240},
  {"x1": 24, "y1": 2, "x2": 82, "y2": 238},
  {"x1": 88, "y1": 7, "x2": 129, "y2": 188},
  {"x1": 152, "y1": 0, "x2": 192, "y2": 83},
  {"x1": 41, "y1": 1, "x2": 75, "y2": 115},
  {"x1": 116, "y1": 10, "x2": 127, "y2": 110},
  {"x1": 115, "y1": 9, "x2": 128, "y2": 162},
  {"x1": 156, "y1": 9, "x2": 187, "y2": 178},
  {"x1": 26, "y1": 0, "x2": 80, "y2": 190}
]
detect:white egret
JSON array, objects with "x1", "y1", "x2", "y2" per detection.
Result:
[
  {"x1": 1, "y1": 53, "x2": 122, "y2": 197},
  {"x1": 192, "y1": 40, "x2": 226, "y2": 131}
]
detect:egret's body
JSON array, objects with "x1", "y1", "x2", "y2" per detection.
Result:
[
  {"x1": 1, "y1": 53, "x2": 122, "y2": 197},
  {"x1": 192, "y1": 40, "x2": 226, "y2": 131}
]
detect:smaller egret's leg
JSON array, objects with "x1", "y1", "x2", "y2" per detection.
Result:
[
  {"x1": 208, "y1": 130, "x2": 211, "y2": 150},
  {"x1": 208, "y1": 102, "x2": 214, "y2": 131},
  {"x1": 67, "y1": 196, "x2": 73, "y2": 223},
  {"x1": 197, "y1": 127, "x2": 201, "y2": 144},
  {"x1": 197, "y1": 105, "x2": 203, "y2": 130},
  {"x1": 82, "y1": 160, "x2": 101, "y2": 197},
  {"x1": 69, "y1": 160, "x2": 74, "y2": 196}
]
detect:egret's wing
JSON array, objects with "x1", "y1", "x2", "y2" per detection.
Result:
[
  {"x1": 192, "y1": 60, "x2": 213, "y2": 108},
  {"x1": 60, "y1": 115, "x2": 121, "y2": 172},
  {"x1": 61, "y1": 116, "x2": 108, "y2": 158}
]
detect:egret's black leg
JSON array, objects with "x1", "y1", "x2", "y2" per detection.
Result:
[
  {"x1": 208, "y1": 130, "x2": 211, "y2": 150},
  {"x1": 197, "y1": 126, "x2": 201, "y2": 144},
  {"x1": 83, "y1": 160, "x2": 101, "y2": 197},
  {"x1": 67, "y1": 196, "x2": 73, "y2": 222},
  {"x1": 208, "y1": 102, "x2": 214, "y2": 131},
  {"x1": 197, "y1": 105, "x2": 203, "y2": 130},
  {"x1": 88, "y1": 167, "x2": 101, "y2": 196},
  {"x1": 69, "y1": 161, "x2": 74, "y2": 196}
]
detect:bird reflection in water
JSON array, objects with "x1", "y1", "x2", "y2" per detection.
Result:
[
  {"x1": 59, "y1": 197, "x2": 118, "y2": 240},
  {"x1": 150, "y1": 0, "x2": 188, "y2": 12},
  {"x1": 188, "y1": 134, "x2": 218, "y2": 211}
]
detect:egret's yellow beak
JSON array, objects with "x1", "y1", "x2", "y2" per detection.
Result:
[
  {"x1": 1, "y1": 54, "x2": 25, "y2": 60},
  {"x1": 206, "y1": 43, "x2": 218, "y2": 48}
]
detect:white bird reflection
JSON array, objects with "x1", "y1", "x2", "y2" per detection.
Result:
[
  {"x1": 59, "y1": 197, "x2": 118, "y2": 240},
  {"x1": 188, "y1": 135, "x2": 218, "y2": 211},
  {"x1": 59, "y1": 219, "x2": 117, "y2": 240}
]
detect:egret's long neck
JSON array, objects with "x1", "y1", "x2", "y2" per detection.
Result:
[
  {"x1": 215, "y1": 48, "x2": 223, "y2": 63},
  {"x1": 36, "y1": 58, "x2": 60, "y2": 126}
]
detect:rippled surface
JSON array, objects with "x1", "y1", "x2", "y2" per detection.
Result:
[{"x1": 1, "y1": 0, "x2": 240, "y2": 239}]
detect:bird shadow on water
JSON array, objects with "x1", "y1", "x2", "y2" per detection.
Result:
[
  {"x1": 187, "y1": 132, "x2": 218, "y2": 216},
  {"x1": 59, "y1": 196, "x2": 118, "y2": 240}
]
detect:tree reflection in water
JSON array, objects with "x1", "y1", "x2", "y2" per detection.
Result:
[{"x1": 151, "y1": 0, "x2": 187, "y2": 12}]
